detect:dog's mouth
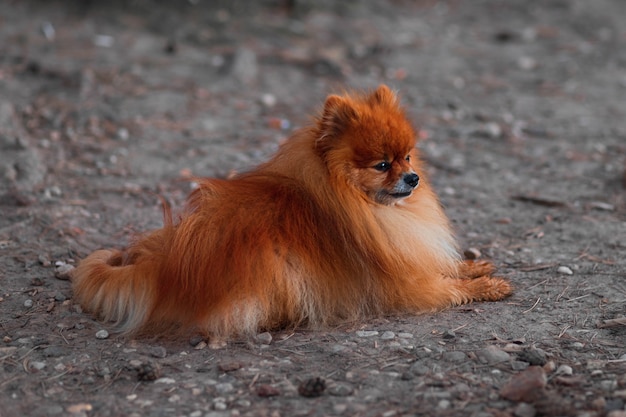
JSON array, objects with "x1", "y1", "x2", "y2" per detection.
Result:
[
  {"x1": 389, "y1": 191, "x2": 412, "y2": 199},
  {"x1": 374, "y1": 189, "x2": 413, "y2": 204}
]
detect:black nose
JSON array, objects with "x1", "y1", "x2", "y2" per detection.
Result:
[{"x1": 404, "y1": 173, "x2": 419, "y2": 188}]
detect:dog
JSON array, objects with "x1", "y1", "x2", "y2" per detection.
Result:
[{"x1": 71, "y1": 85, "x2": 512, "y2": 340}]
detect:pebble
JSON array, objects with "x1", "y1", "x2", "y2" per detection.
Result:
[
  {"x1": 116, "y1": 127, "x2": 129, "y2": 141},
  {"x1": 476, "y1": 346, "x2": 510, "y2": 365},
  {"x1": 380, "y1": 331, "x2": 395, "y2": 340},
  {"x1": 256, "y1": 384, "x2": 280, "y2": 397},
  {"x1": 30, "y1": 361, "x2": 46, "y2": 371},
  {"x1": 255, "y1": 332, "x2": 272, "y2": 345},
  {"x1": 260, "y1": 93, "x2": 277, "y2": 108},
  {"x1": 43, "y1": 346, "x2": 67, "y2": 357},
  {"x1": 409, "y1": 360, "x2": 430, "y2": 376},
  {"x1": 442, "y1": 330, "x2": 456, "y2": 340},
  {"x1": 66, "y1": 403, "x2": 92, "y2": 414},
  {"x1": 556, "y1": 364, "x2": 573, "y2": 375},
  {"x1": 442, "y1": 351, "x2": 466, "y2": 363},
  {"x1": 38, "y1": 254, "x2": 51, "y2": 266},
  {"x1": 356, "y1": 330, "x2": 379, "y2": 337},
  {"x1": 95, "y1": 329, "x2": 109, "y2": 339},
  {"x1": 149, "y1": 346, "x2": 167, "y2": 358},
  {"x1": 328, "y1": 383, "x2": 354, "y2": 397},
  {"x1": 215, "y1": 383, "x2": 234, "y2": 394},
  {"x1": 500, "y1": 366, "x2": 547, "y2": 402},
  {"x1": 600, "y1": 380, "x2": 618, "y2": 391},
  {"x1": 24, "y1": 299, "x2": 33, "y2": 308},
  {"x1": 55, "y1": 263, "x2": 75, "y2": 280},
  {"x1": 557, "y1": 266, "x2": 573, "y2": 275},
  {"x1": 155, "y1": 377, "x2": 176, "y2": 384},
  {"x1": 517, "y1": 347, "x2": 548, "y2": 366},
  {"x1": 514, "y1": 402, "x2": 537, "y2": 417}
]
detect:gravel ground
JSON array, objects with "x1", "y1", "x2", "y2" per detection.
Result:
[{"x1": 1, "y1": 1, "x2": 625, "y2": 416}]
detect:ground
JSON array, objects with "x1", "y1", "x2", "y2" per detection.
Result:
[{"x1": 1, "y1": 1, "x2": 625, "y2": 416}]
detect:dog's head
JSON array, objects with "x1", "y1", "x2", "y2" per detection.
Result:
[{"x1": 315, "y1": 85, "x2": 420, "y2": 205}]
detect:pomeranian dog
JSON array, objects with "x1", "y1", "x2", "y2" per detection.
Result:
[{"x1": 72, "y1": 85, "x2": 512, "y2": 340}]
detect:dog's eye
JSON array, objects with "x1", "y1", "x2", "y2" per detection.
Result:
[
  {"x1": 373, "y1": 161, "x2": 391, "y2": 172},
  {"x1": 405, "y1": 155, "x2": 411, "y2": 162}
]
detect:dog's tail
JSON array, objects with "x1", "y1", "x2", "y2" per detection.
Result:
[{"x1": 71, "y1": 248, "x2": 158, "y2": 333}]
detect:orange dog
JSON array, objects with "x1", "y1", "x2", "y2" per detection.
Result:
[{"x1": 72, "y1": 85, "x2": 512, "y2": 339}]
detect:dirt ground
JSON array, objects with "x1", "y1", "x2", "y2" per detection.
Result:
[{"x1": 1, "y1": 1, "x2": 625, "y2": 416}]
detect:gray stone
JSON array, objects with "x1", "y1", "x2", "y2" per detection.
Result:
[
  {"x1": 476, "y1": 346, "x2": 510, "y2": 365},
  {"x1": 442, "y1": 351, "x2": 467, "y2": 363}
]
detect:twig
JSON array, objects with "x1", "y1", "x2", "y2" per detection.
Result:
[
  {"x1": 566, "y1": 294, "x2": 592, "y2": 303},
  {"x1": 598, "y1": 317, "x2": 626, "y2": 328},
  {"x1": 522, "y1": 297, "x2": 541, "y2": 314},
  {"x1": 248, "y1": 373, "x2": 260, "y2": 389}
]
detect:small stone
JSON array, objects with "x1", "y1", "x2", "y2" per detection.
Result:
[
  {"x1": 116, "y1": 128, "x2": 130, "y2": 141},
  {"x1": 518, "y1": 56, "x2": 537, "y2": 70},
  {"x1": 66, "y1": 403, "x2": 92, "y2": 414},
  {"x1": 218, "y1": 361, "x2": 242, "y2": 372},
  {"x1": 213, "y1": 400, "x2": 227, "y2": 411},
  {"x1": 442, "y1": 330, "x2": 456, "y2": 340},
  {"x1": 215, "y1": 383, "x2": 234, "y2": 394},
  {"x1": 555, "y1": 364, "x2": 573, "y2": 376},
  {"x1": 256, "y1": 384, "x2": 280, "y2": 397},
  {"x1": 328, "y1": 383, "x2": 353, "y2": 397},
  {"x1": 95, "y1": 329, "x2": 109, "y2": 339},
  {"x1": 511, "y1": 361, "x2": 530, "y2": 371},
  {"x1": 356, "y1": 330, "x2": 379, "y2": 337},
  {"x1": 557, "y1": 266, "x2": 573, "y2": 275},
  {"x1": 155, "y1": 377, "x2": 176, "y2": 384},
  {"x1": 380, "y1": 331, "x2": 395, "y2": 340},
  {"x1": 43, "y1": 346, "x2": 67, "y2": 358},
  {"x1": 463, "y1": 247, "x2": 482, "y2": 260},
  {"x1": 149, "y1": 346, "x2": 167, "y2": 358},
  {"x1": 38, "y1": 254, "x2": 51, "y2": 266},
  {"x1": 194, "y1": 341, "x2": 207, "y2": 350},
  {"x1": 500, "y1": 366, "x2": 547, "y2": 402},
  {"x1": 260, "y1": 93, "x2": 277, "y2": 108},
  {"x1": 55, "y1": 263, "x2": 75, "y2": 280},
  {"x1": 476, "y1": 346, "x2": 510, "y2": 365},
  {"x1": 517, "y1": 347, "x2": 548, "y2": 366},
  {"x1": 514, "y1": 402, "x2": 537, "y2": 417},
  {"x1": 298, "y1": 377, "x2": 326, "y2": 398},
  {"x1": 442, "y1": 351, "x2": 467, "y2": 363},
  {"x1": 600, "y1": 380, "x2": 618, "y2": 391},
  {"x1": 409, "y1": 361, "x2": 429, "y2": 376},
  {"x1": 30, "y1": 361, "x2": 46, "y2": 371},
  {"x1": 23, "y1": 299, "x2": 33, "y2": 308},
  {"x1": 255, "y1": 332, "x2": 272, "y2": 345},
  {"x1": 187, "y1": 335, "x2": 205, "y2": 348}
]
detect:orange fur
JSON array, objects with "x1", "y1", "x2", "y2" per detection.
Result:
[{"x1": 71, "y1": 85, "x2": 512, "y2": 339}]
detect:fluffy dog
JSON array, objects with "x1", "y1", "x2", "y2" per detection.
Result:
[{"x1": 72, "y1": 85, "x2": 512, "y2": 339}]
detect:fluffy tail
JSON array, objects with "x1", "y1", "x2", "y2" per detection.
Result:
[{"x1": 71, "y1": 249, "x2": 157, "y2": 333}]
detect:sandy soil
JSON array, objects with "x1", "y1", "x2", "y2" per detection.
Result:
[{"x1": 1, "y1": 1, "x2": 625, "y2": 416}]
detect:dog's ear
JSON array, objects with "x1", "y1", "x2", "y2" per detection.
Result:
[
  {"x1": 368, "y1": 84, "x2": 398, "y2": 107},
  {"x1": 316, "y1": 94, "x2": 360, "y2": 152}
]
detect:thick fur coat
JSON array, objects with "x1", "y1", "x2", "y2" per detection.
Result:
[{"x1": 72, "y1": 85, "x2": 512, "y2": 339}]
